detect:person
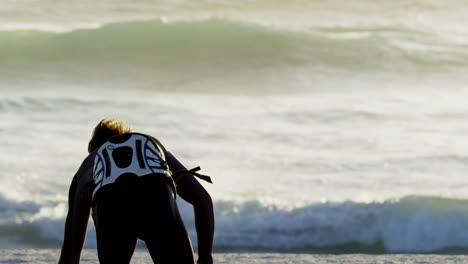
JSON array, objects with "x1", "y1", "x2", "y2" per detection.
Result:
[{"x1": 58, "y1": 119, "x2": 214, "y2": 264}]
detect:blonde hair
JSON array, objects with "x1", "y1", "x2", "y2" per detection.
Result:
[{"x1": 88, "y1": 118, "x2": 132, "y2": 153}]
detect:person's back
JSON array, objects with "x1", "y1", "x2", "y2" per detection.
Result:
[{"x1": 92, "y1": 132, "x2": 195, "y2": 263}]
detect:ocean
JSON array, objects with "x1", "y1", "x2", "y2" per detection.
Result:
[{"x1": 1, "y1": 0, "x2": 468, "y2": 261}]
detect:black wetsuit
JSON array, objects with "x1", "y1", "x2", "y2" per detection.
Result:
[{"x1": 91, "y1": 133, "x2": 195, "y2": 264}]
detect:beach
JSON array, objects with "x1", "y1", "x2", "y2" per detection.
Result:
[{"x1": 1, "y1": 250, "x2": 468, "y2": 264}]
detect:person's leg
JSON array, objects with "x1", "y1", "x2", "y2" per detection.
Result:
[
  {"x1": 93, "y1": 181, "x2": 139, "y2": 264},
  {"x1": 137, "y1": 177, "x2": 195, "y2": 264},
  {"x1": 95, "y1": 221, "x2": 138, "y2": 264},
  {"x1": 144, "y1": 204, "x2": 195, "y2": 263}
]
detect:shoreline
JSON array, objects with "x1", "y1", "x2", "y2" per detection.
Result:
[{"x1": 2, "y1": 249, "x2": 468, "y2": 264}]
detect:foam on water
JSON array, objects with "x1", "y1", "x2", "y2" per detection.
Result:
[{"x1": 3, "y1": 193, "x2": 468, "y2": 253}]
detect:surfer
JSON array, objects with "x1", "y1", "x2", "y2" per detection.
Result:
[{"x1": 58, "y1": 119, "x2": 214, "y2": 264}]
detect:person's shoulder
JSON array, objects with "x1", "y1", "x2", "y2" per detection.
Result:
[
  {"x1": 83, "y1": 152, "x2": 95, "y2": 167},
  {"x1": 141, "y1": 133, "x2": 160, "y2": 142},
  {"x1": 75, "y1": 153, "x2": 94, "y2": 180},
  {"x1": 142, "y1": 134, "x2": 166, "y2": 148}
]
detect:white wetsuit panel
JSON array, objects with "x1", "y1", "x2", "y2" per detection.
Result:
[{"x1": 93, "y1": 133, "x2": 170, "y2": 198}]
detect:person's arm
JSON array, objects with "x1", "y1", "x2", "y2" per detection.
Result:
[
  {"x1": 166, "y1": 152, "x2": 215, "y2": 264},
  {"x1": 59, "y1": 156, "x2": 94, "y2": 264}
]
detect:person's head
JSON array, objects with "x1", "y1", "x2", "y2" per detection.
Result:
[{"x1": 88, "y1": 118, "x2": 132, "y2": 153}]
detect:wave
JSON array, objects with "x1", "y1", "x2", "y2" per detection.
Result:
[
  {"x1": 1, "y1": 18, "x2": 466, "y2": 75},
  {"x1": 1, "y1": 18, "x2": 467, "y2": 95},
  {"x1": 3, "y1": 194, "x2": 468, "y2": 253},
  {"x1": 0, "y1": 19, "x2": 306, "y2": 69},
  {"x1": 210, "y1": 196, "x2": 468, "y2": 253},
  {"x1": 0, "y1": 194, "x2": 63, "y2": 247},
  {"x1": 0, "y1": 96, "x2": 102, "y2": 113}
]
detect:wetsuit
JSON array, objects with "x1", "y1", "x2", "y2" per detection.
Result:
[{"x1": 91, "y1": 133, "x2": 194, "y2": 264}]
